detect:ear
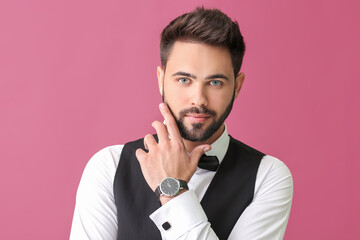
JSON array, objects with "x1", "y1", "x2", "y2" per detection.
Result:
[
  {"x1": 234, "y1": 72, "x2": 245, "y2": 99},
  {"x1": 157, "y1": 66, "x2": 164, "y2": 96}
]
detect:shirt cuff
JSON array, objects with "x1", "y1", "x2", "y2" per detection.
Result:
[{"x1": 149, "y1": 190, "x2": 207, "y2": 239}]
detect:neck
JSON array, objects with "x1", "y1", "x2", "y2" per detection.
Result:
[{"x1": 183, "y1": 124, "x2": 225, "y2": 152}]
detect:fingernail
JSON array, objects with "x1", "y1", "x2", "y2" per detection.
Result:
[
  {"x1": 203, "y1": 146, "x2": 211, "y2": 152},
  {"x1": 159, "y1": 103, "x2": 166, "y2": 109}
]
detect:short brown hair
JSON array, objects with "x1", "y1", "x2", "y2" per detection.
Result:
[{"x1": 160, "y1": 6, "x2": 246, "y2": 77}]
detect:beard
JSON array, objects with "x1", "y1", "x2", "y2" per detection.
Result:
[{"x1": 163, "y1": 92, "x2": 235, "y2": 142}]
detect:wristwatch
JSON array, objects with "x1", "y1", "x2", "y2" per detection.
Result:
[{"x1": 155, "y1": 177, "x2": 189, "y2": 199}]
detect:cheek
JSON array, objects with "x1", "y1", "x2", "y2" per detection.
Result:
[
  {"x1": 164, "y1": 81, "x2": 190, "y2": 100},
  {"x1": 164, "y1": 85, "x2": 187, "y2": 109},
  {"x1": 209, "y1": 89, "x2": 234, "y2": 108}
]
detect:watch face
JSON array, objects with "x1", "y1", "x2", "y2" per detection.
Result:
[{"x1": 160, "y1": 177, "x2": 180, "y2": 196}]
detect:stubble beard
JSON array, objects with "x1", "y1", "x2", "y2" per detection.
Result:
[{"x1": 163, "y1": 91, "x2": 235, "y2": 142}]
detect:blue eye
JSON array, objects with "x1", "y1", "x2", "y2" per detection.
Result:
[
  {"x1": 178, "y1": 78, "x2": 190, "y2": 84},
  {"x1": 210, "y1": 80, "x2": 222, "y2": 86}
]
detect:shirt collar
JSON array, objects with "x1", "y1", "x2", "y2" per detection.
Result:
[{"x1": 203, "y1": 125, "x2": 230, "y2": 164}]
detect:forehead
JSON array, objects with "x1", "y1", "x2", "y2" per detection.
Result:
[{"x1": 165, "y1": 41, "x2": 234, "y2": 79}]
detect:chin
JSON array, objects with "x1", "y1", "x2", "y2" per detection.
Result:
[{"x1": 180, "y1": 124, "x2": 219, "y2": 142}]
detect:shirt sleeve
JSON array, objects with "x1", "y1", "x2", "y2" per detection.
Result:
[
  {"x1": 149, "y1": 190, "x2": 219, "y2": 240},
  {"x1": 69, "y1": 146, "x2": 122, "y2": 240},
  {"x1": 228, "y1": 155, "x2": 293, "y2": 240}
]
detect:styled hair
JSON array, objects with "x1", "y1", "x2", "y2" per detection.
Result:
[{"x1": 160, "y1": 6, "x2": 246, "y2": 77}]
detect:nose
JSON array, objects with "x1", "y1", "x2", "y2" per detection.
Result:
[{"x1": 191, "y1": 84, "x2": 208, "y2": 107}]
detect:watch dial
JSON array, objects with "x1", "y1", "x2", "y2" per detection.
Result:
[{"x1": 160, "y1": 177, "x2": 180, "y2": 196}]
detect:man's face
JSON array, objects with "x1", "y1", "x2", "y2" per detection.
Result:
[{"x1": 157, "y1": 41, "x2": 244, "y2": 143}]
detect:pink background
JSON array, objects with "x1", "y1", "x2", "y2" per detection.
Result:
[{"x1": 1, "y1": 0, "x2": 359, "y2": 239}]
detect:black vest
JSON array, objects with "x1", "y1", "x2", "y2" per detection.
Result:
[{"x1": 113, "y1": 135, "x2": 264, "y2": 240}]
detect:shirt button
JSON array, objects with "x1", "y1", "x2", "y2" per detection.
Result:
[{"x1": 162, "y1": 222, "x2": 171, "y2": 230}]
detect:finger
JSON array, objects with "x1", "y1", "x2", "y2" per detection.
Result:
[
  {"x1": 151, "y1": 121, "x2": 169, "y2": 143},
  {"x1": 159, "y1": 103, "x2": 182, "y2": 140},
  {"x1": 135, "y1": 148, "x2": 147, "y2": 161},
  {"x1": 144, "y1": 139, "x2": 148, "y2": 150},
  {"x1": 189, "y1": 145, "x2": 211, "y2": 167},
  {"x1": 144, "y1": 134, "x2": 157, "y2": 151}
]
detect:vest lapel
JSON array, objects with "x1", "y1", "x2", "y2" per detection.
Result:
[
  {"x1": 200, "y1": 136, "x2": 263, "y2": 239},
  {"x1": 114, "y1": 138, "x2": 162, "y2": 240}
]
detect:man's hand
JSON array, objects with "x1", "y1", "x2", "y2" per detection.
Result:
[{"x1": 136, "y1": 103, "x2": 211, "y2": 197}]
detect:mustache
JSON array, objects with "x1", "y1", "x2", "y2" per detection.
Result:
[{"x1": 179, "y1": 106, "x2": 217, "y2": 117}]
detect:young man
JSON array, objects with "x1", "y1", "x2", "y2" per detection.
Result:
[{"x1": 70, "y1": 7, "x2": 293, "y2": 240}]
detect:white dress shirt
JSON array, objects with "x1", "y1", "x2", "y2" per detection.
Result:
[{"x1": 70, "y1": 128, "x2": 293, "y2": 239}]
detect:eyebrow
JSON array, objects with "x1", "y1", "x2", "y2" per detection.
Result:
[
  {"x1": 205, "y1": 74, "x2": 229, "y2": 81},
  {"x1": 171, "y1": 71, "x2": 230, "y2": 81}
]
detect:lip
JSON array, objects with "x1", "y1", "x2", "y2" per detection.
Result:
[{"x1": 185, "y1": 114, "x2": 210, "y2": 123}]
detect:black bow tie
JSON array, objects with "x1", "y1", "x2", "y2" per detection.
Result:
[{"x1": 198, "y1": 155, "x2": 219, "y2": 171}]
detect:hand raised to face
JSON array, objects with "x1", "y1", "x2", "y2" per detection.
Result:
[{"x1": 135, "y1": 103, "x2": 211, "y2": 201}]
